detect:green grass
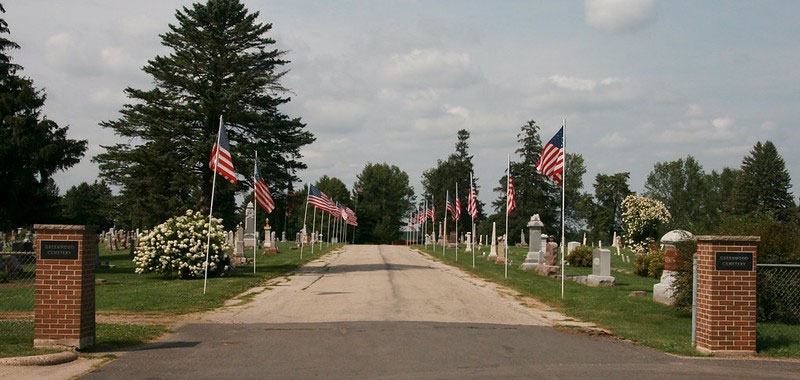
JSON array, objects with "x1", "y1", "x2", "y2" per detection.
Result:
[
  {"x1": 417, "y1": 244, "x2": 700, "y2": 356},
  {"x1": 419, "y1": 244, "x2": 800, "y2": 357},
  {"x1": 0, "y1": 320, "x2": 167, "y2": 358},
  {"x1": 1, "y1": 241, "x2": 343, "y2": 314}
]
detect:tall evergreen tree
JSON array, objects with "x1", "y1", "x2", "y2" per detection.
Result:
[
  {"x1": 492, "y1": 120, "x2": 559, "y2": 241},
  {"x1": 353, "y1": 163, "x2": 414, "y2": 243},
  {"x1": 587, "y1": 172, "x2": 632, "y2": 242},
  {"x1": 731, "y1": 141, "x2": 795, "y2": 220},
  {"x1": 421, "y1": 129, "x2": 484, "y2": 234},
  {"x1": 0, "y1": 5, "x2": 87, "y2": 230},
  {"x1": 61, "y1": 181, "x2": 116, "y2": 231},
  {"x1": 94, "y1": 0, "x2": 314, "y2": 229}
]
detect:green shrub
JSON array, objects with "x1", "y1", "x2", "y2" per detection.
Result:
[
  {"x1": 567, "y1": 245, "x2": 593, "y2": 267},
  {"x1": 672, "y1": 240, "x2": 698, "y2": 308},
  {"x1": 647, "y1": 249, "x2": 665, "y2": 279},
  {"x1": 634, "y1": 253, "x2": 651, "y2": 277},
  {"x1": 634, "y1": 247, "x2": 665, "y2": 279}
]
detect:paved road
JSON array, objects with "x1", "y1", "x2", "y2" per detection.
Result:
[{"x1": 83, "y1": 245, "x2": 800, "y2": 379}]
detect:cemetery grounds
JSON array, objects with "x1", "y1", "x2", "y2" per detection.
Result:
[
  {"x1": 415, "y1": 244, "x2": 800, "y2": 358},
  {"x1": 0, "y1": 242, "x2": 343, "y2": 358}
]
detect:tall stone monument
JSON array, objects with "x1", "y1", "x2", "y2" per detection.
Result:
[
  {"x1": 465, "y1": 232, "x2": 472, "y2": 252},
  {"x1": 521, "y1": 214, "x2": 544, "y2": 270},
  {"x1": 496, "y1": 235, "x2": 506, "y2": 264},
  {"x1": 488, "y1": 222, "x2": 498, "y2": 260},
  {"x1": 243, "y1": 202, "x2": 256, "y2": 248}
]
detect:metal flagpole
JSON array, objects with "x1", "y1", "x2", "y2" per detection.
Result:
[
  {"x1": 300, "y1": 187, "x2": 309, "y2": 259},
  {"x1": 424, "y1": 199, "x2": 428, "y2": 249},
  {"x1": 505, "y1": 154, "x2": 510, "y2": 279},
  {"x1": 471, "y1": 172, "x2": 475, "y2": 268},
  {"x1": 455, "y1": 183, "x2": 458, "y2": 262},
  {"x1": 311, "y1": 205, "x2": 317, "y2": 255},
  {"x1": 561, "y1": 118, "x2": 567, "y2": 299},
  {"x1": 443, "y1": 190, "x2": 448, "y2": 256},
  {"x1": 319, "y1": 206, "x2": 324, "y2": 251},
  {"x1": 203, "y1": 115, "x2": 223, "y2": 294},
  {"x1": 253, "y1": 151, "x2": 258, "y2": 274},
  {"x1": 327, "y1": 207, "x2": 331, "y2": 247}
]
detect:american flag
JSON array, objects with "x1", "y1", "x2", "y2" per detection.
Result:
[
  {"x1": 209, "y1": 119, "x2": 237, "y2": 184},
  {"x1": 446, "y1": 192, "x2": 456, "y2": 220},
  {"x1": 467, "y1": 183, "x2": 478, "y2": 218},
  {"x1": 253, "y1": 157, "x2": 275, "y2": 213},
  {"x1": 321, "y1": 192, "x2": 338, "y2": 215},
  {"x1": 536, "y1": 127, "x2": 565, "y2": 186},
  {"x1": 455, "y1": 195, "x2": 462, "y2": 221},
  {"x1": 507, "y1": 174, "x2": 516, "y2": 216},
  {"x1": 308, "y1": 185, "x2": 330, "y2": 211},
  {"x1": 345, "y1": 207, "x2": 357, "y2": 226},
  {"x1": 428, "y1": 205, "x2": 435, "y2": 223}
]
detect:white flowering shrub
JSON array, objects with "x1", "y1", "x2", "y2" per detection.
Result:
[
  {"x1": 134, "y1": 210, "x2": 231, "y2": 279},
  {"x1": 622, "y1": 195, "x2": 671, "y2": 254}
]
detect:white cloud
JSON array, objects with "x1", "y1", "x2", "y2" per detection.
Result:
[
  {"x1": 711, "y1": 117, "x2": 734, "y2": 132},
  {"x1": 659, "y1": 116, "x2": 737, "y2": 143},
  {"x1": 599, "y1": 132, "x2": 630, "y2": 148},
  {"x1": 760, "y1": 121, "x2": 777, "y2": 131},
  {"x1": 585, "y1": 0, "x2": 657, "y2": 32},
  {"x1": 686, "y1": 104, "x2": 703, "y2": 117},
  {"x1": 380, "y1": 48, "x2": 480, "y2": 88}
]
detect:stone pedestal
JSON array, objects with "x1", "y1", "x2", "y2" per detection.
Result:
[
  {"x1": 34, "y1": 224, "x2": 96, "y2": 349},
  {"x1": 521, "y1": 214, "x2": 544, "y2": 270},
  {"x1": 537, "y1": 241, "x2": 560, "y2": 276},
  {"x1": 653, "y1": 244, "x2": 679, "y2": 305},
  {"x1": 695, "y1": 236, "x2": 759, "y2": 355},
  {"x1": 488, "y1": 222, "x2": 498, "y2": 261},
  {"x1": 495, "y1": 236, "x2": 506, "y2": 264},
  {"x1": 586, "y1": 248, "x2": 615, "y2": 287}
]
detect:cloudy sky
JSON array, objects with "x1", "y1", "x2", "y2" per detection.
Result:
[{"x1": 6, "y1": 0, "x2": 800, "y2": 206}]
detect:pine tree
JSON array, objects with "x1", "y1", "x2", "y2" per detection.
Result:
[
  {"x1": 731, "y1": 141, "x2": 795, "y2": 220},
  {"x1": 491, "y1": 120, "x2": 559, "y2": 240},
  {"x1": 94, "y1": 0, "x2": 314, "y2": 229},
  {"x1": 588, "y1": 172, "x2": 632, "y2": 242},
  {"x1": 0, "y1": 5, "x2": 87, "y2": 230},
  {"x1": 353, "y1": 163, "x2": 414, "y2": 243}
]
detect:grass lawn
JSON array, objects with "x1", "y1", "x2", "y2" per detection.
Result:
[
  {"x1": 0, "y1": 241, "x2": 343, "y2": 358},
  {"x1": 0, "y1": 320, "x2": 167, "y2": 358},
  {"x1": 414, "y1": 243, "x2": 800, "y2": 358}
]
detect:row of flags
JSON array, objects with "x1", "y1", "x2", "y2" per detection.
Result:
[{"x1": 309, "y1": 185, "x2": 358, "y2": 226}]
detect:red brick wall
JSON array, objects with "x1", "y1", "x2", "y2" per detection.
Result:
[
  {"x1": 695, "y1": 235, "x2": 758, "y2": 354},
  {"x1": 34, "y1": 224, "x2": 96, "y2": 349}
]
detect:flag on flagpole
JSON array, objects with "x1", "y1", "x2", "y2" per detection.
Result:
[
  {"x1": 536, "y1": 127, "x2": 565, "y2": 186},
  {"x1": 455, "y1": 194, "x2": 462, "y2": 221},
  {"x1": 467, "y1": 179, "x2": 478, "y2": 218},
  {"x1": 446, "y1": 192, "x2": 457, "y2": 220},
  {"x1": 506, "y1": 174, "x2": 516, "y2": 216},
  {"x1": 253, "y1": 157, "x2": 275, "y2": 213},
  {"x1": 209, "y1": 121, "x2": 237, "y2": 184},
  {"x1": 308, "y1": 185, "x2": 330, "y2": 210}
]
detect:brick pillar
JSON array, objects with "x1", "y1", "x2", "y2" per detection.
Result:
[
  {"x1": 695, "y1": 235, "x2": 759, "y2": 355},
  {"x1": 34, "y1": 224, "x2": 96, "y2": 349}
]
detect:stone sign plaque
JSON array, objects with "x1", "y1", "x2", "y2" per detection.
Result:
[
  {"x1": 715, "y1": 252, "x2": 753, "y2": 271},
  {"x1": 40, "y1": 240, "x2": 79, "y2": 260}
]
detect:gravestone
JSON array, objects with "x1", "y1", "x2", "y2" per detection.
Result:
[
  {"x1": 537, "y1": 240, "x2": 560, "y2": 276},
  {"x1": 653, "y1": 230, "x2": 694, "y2": 306},
  {"x1": 263, "y1": 224, "x2": 271, "y2": 248},
  {"x1": 244, "y1": 202, "x2": 256, "y2": 248},
  {"x1": 519, "y1": 230, "x2": 527, "y2": 247},
  {"x1": 495, "y1": 235, "x2": 506, "y2": 264},
  {"x1": 540, "y1": 234, "x2": 548, "y2": 253},
  {"x1": 465, "y1": 232, "x2": 472, "y2": 252},
  {"x1": 233, "y1": 225, "x2": 246, "y2": 265},
  {"x1": 488, "y1": 222, "x2": 498, "y2": 260},
  {"x1": 448, "y1": 232, "x2": 457, "y2": 248},
  {"x1": 521, "y1": 214, "x2": 544, "y2": 270},
  {"x1": 567, "y1": 241, "x2": 580, "y2": 254},
  {"x1": 586, "y1": 248, "x2": 615, "y2": 286},
  {"x1": 282, "y1": 231, "x2": 287, "y2": 242}
]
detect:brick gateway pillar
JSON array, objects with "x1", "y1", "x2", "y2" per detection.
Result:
[
  {"x1": 695, "y1": 235, "x2": 759, "y2": 355},
  {"x1": 33, "y1": 224, "x2": 96, "y2": 349}
]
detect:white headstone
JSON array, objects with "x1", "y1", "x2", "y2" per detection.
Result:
[{"x1": 488, "y1": 222, "x2": 497, "y2": 260}]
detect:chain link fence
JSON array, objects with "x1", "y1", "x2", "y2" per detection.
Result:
[
  {"x1": 1, "y1": 242, "x2": 36, "y2": 339},
  {"x1": 757, "y1": 264, "x2": 800, "y2": 353}
]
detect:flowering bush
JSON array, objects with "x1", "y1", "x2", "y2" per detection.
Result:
[
  {"x1": 134, "y1": 210, "x2": 231, "y2": 279},
  {"x1": 622, "y1": 195, "x2": 671, "y2": 254}
]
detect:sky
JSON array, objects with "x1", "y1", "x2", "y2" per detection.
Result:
[{"x1": 6, "y1": 0, "x2": 800, "y2": 207}]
